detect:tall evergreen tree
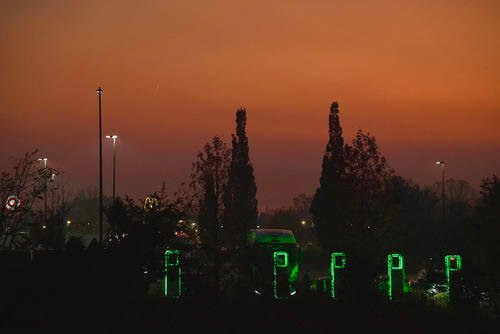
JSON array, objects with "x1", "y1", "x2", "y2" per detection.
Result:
[
  {"x1": 224, "y1": 107, "x2": 258, "y2": 248},
  {"x1": 310, "y1": 102, "x2": 349, "y2": 251}
]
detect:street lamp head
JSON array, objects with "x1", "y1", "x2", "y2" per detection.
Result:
[
  {"x1": 435, "y1": 161, "x2": 444, "y2": 165},
  {"x1": 106, "y1": 134, "x2": 118, "y2": 140},
  {"x1": 38, "y1": 158, "x2": 48, "y2": 167},
  {"x1": 96, "y1": 87, "x2": 103, "y2": 93}
]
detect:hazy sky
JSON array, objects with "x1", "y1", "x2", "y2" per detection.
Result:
[{"x1": 1, "y1": 0, "x2": 499, "y2": 209}]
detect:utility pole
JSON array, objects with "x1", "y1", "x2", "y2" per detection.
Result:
[
  {"x1": 97, "y1": 86, "x2": 103, "y2": 245},
  {"x1": 38, "y1": 158, "x2": 48, "y2": 224}
]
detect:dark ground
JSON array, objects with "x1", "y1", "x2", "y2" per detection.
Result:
[
  {"x1": 1, "y1": 251, "x2": 498, "y2": 333},
  {"x1": 2, "y1": 295, "x2": 499, "y2": 334}
]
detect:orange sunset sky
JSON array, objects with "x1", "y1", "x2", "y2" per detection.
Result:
[{"x1": 1, "y1": 0, "x2": 499, "y2": 209}]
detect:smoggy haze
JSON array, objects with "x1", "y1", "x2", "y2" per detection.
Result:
[{"x1": 1, "y1": 0, "x2": 499, "y2": 209}]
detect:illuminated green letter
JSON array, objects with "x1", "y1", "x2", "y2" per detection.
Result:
[
  {"x1": 164, "y1": 250, "x2": 181, "y2": 298},
  {"x1": 445, "y1": 255, "x2": 462, "y2": 301},
  {"x1": 330, "y1": 252, "x2": 346, "y2": 299},
  {"x1": 273, "y1": 251, "x2": 289, "y2": 299},
  {"x1": 387, "y1": 253, "x2": 405, "y2": 301}
]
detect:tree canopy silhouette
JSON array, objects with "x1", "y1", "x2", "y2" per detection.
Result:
[
  {"x1": 310, "y1": 102, "x2": 349, "y2": 252},
  {"x1": 190, "y1": 136, "x2": 230, "y2": 296},
  {"x1": 223, "y1": 107, "x2": 258, "y2": 248},
  {"x1": 0, "y1": 150, "x2": 60, "y2": 249}
]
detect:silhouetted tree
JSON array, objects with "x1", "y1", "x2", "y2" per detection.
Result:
[
  {"x1": 293, "y1": 193, "x2": 313, "y2": 219},
  {"x1": 476, "y1": 175, "x2": 500, "y2": 305},
  {"x1": 223, "y1": 108, "x2": 258, "y2": 248},
  {"x1": 190, "y1": 136, "x2": 230, "y2": 295},
  {"x1": 66, "y1": 187, "x2": 111, "y2": 235},
  {"x1": 105, "y1": 183, "x2": 184, "y2": 249},
  {"x1": 310, "y1": 102, "x2": 349, "y2": 251},
  {"x1": 384, "y1": 175, "x2": 440, "y2": 259},
  {"x1": 343, "y1": 129, "x2": 394, "y2": 256},
  {"x1": 435, "y1": 179, "x2": 476, "y2": 252},
  {"x1": 104, "y1": 184, "x2": 186, "y2": 297},
  {"x1": 310, "y1": 104, "x2": 404, "y2": 297},
  {"x1": 257, "y1": 193, "x2": 315, "y2": 243},
  {"x1": 0, "y1": 150, "x2": 59, "y2": 249}
]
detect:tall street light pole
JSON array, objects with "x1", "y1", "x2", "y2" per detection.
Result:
[
  {"x1": 106, "y1": 135, "x2": 118, "y2": 205},
  {"x1": 435, "y1": 161, "x2": 445, "y2": 225},
  {"x1": 38, "y1": 158, "x2": 48, "y2": 223},
  {"x1": 97, "y1": 87, "x2": 103, "y2": 245}
]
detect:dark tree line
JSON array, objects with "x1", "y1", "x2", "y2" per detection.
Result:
[
  {"x1": 258, "y1": 193, "x2": 315, "y2": 244},
  {"x1": 310, "y1": 101, "x2": 500, "y2": 297},
  {"x1": 2, "y1": 102, "x2": 498, "y2": 304}
]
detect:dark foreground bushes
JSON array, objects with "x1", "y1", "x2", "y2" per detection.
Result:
[{"x1": 0, "y1": 251, "x2": 498, "y2": 333}]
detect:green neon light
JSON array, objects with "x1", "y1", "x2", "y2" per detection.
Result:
[
  {"x1": 274, "y1": 251, "x2": 288, "y2": 267},
  {"x1": 166, "y1": 250, "x2": 180, "y2": 266},
  {"x1": 290, "y1": 263, "x2": 299, "y2": 283},
  {"x1": 387, "y1": 253, "x2": 404, "y2": 301},
  {"x1": 330, "y1": 252, "x2": 346, "y2": 299},
  {"x1": 445, "y1": 255, "x2": 462, "y2": 300},
  {"x1": 164, "y1": 250, "x2": 181, "y2": 298},
  {"x1": 273, "y1": 251, "x2": 289, "y2": 299}
]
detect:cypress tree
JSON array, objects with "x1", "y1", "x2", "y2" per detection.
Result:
[
  {"x1": 224, "y1": 107, "x2": 258, "y2": 248},
  {"x1": 310, "y1": 101, "x2": 348, "y2": 250}
]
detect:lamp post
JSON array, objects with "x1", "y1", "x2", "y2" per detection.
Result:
[
  {"x1": 435, "y1": 161, "x2": 445, "y2": 224},
  {"x1": 97, "y1": 86, "x2": 103, "y2": 245},
  {"x1": 106, "y1": 135, "x2": 118, "y2": 205},
  {"x1": 38, "y1": 158, "x2": 48, "y2": 223}
]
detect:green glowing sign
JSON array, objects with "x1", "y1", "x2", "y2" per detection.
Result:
[
  {"x1": 274, "y1": 251, "x2": 288, "y2": 267},
  {"x1": 273, "y1": 251, "x2": 289, "y2": 299},
  {"x1": 330, "y1": 252, "x2": 346, "y2": 299},
  {"x1": 387, "y1": 253, "x2": 405, "y2": 301},
  {"x1": 445, "y1": 255, "x2": 462, "y2": 301},
  {"x1": 164, "y1": 250, "x2": 181, "y2": 298}
]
